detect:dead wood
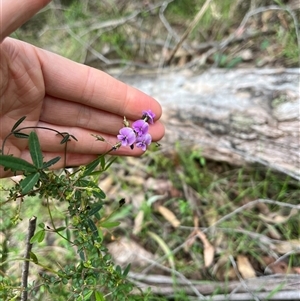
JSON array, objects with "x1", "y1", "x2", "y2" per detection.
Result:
[
  {"x1": 120, "y1": 68, "x2": 300, "y2": 180},
  {"x1": 129, "y1": 273, "x2": 300, "y2": 300}
]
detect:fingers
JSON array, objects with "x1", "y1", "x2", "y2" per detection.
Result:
[
  {"x1": 38, "y1": 48, "x2": 162, "y2": 121},
  {"x1": 0, "y1": 0, "x2": 51, "y2": 42},
  {"x1": 40, "y1": 95, "x2": 127, "y2": 135},
  {"x1": 40, "y1": 95, "x2": 165, "y2": 139}
]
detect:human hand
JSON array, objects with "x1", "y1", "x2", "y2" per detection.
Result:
[{"x1": 0, "y1": 0, "x2": 164, "y2": 178}]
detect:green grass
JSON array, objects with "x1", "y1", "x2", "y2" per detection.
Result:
[
  {"x1": 10, "y1": 0, "x2": 299, "y2": 67},
  {"x1": 2, "y1": 0, "x2": 299, "y2": 299},
  {"x1": 1, "y1": 143, "x2": 299, "y2": 300}
]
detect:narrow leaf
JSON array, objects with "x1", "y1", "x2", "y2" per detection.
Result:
[
  {"x1": 20, "y1": 172, "x2": 40, "y2": 194},
  {"x1": 55, "y1": 227, "x2": 66, "y2": 232},
  {"x1": 83, "y1": 290, "x2": 93, "y2": 300},
  {"x1": 148, "y1": 231, "x2": 175, "y2": 270},
  {"x1": 29, "y1": 251, "x2": 39, "y2": 264},
  {"x1": 82, "y1": 158, "x2": 99, "y2": 177},
  {"x1": 0, "y1": 155, "x2": 37, "y2": 173},
  {"x1": 115, "y1": 265, "x2": 122, "y2": 275},
  {"x1": 94, "y1": 291, "x2": 105, "y2": 301},
  {"x1": 123, "y1": 263, "x2": 131, "y2": 277},
  {"x1": 92, "y1": 189, "x2": 106, "y2": 200},
  {"x1": 87, "y1": 218, "x2": 98, "y2": 238},
  {"x1": 11, "y1": 116, "x2": 26, "y2": 132},
  {"x1": 60, "y1": 134, "x2": 70, "y2": 144},
  {"x1": 70, "y1": 134, "x2": 78, "y2": 141},
  {"x1": 28, "y1": 132, "x2": 43, "y2": 169},
  {"x1": 100, "y1": 156, "x2": 105, "y2": 170},
  {"x1": 88, "y1": 202, "x2": 103, "y2": 217},
  {"x1": 100, "y1": 221, "x2": 120, "y2": 229},
  {"x1": 104, "y1": 156, "x2": 117, "y2": 171},
  {"x1": 13, "y1": 132, "x2": 29, "y2": 139},
  {"x1": 42, "y1": 156, "x2": 61, "y2": 169}
]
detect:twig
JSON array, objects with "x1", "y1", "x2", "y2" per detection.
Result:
[
  {"x1": 135, "y1": 254, "x2": 208, "y2": 300},
  {"x1": 203, "y1": 199, "x2": 300, "y2": 235},
  {"x1": 238, "y1": 5, "x2": 300, "y2": 66},
  {"x1": 141, "y1": 198, "x2": 299, "y2": 277},
  {"x1": 159, "y1": 1, "x2": 185, "y2": 46},
  {"x1": 229, "y1": 255, "x2": 260, "y2": 301},
  {"x1": 206, "y1": 291, "x2": 300, "y2": 301},
  {"x1": 21, "y1": 216, "x2": 37, "y2": 301},
  {"x1": 165, "y1": 0, "x2": 213, "y2": 65}
]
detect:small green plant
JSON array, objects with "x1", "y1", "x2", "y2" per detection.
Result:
[{"x1": 0, "y1": 112, "x2": 156, "y2": 300}]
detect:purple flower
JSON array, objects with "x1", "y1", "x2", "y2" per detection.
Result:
[
  {"x1": 142, "y1": 110, "x2": 155, "y2": 124},
  {"x1": 132, "y1": 119, "x2": 149, "y2": 136},
  {"x1": 136, "y1": 133, "x2": 152, "y2": 151},
  {"x1": 117, "y1": 127, "x2": 136, "y2": 146}
]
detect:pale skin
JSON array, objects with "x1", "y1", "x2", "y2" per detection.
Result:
[{"x1": 0, "y1": 0, "x2": 165, "y2": 178}]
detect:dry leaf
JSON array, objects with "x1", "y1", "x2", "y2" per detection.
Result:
[
  {"x1": 184, "y1": 231, "x2": 197, "y2": 252},
  {"x1": 145, "y1": 178, "x2": 180, "y2": 197},
  {"x1": 213, "y1": 255, "x2": 237, "y2": 281},
  {"x1": 266, "y1": 224, "x2": 282, "y2": 240},
  {"x1": 196, "y1": 230, "x2": 215, "y2": 267},
  {"x1": 107, "y1": 237, "x2": 154, "y2": 268},
  {"x1": 157, "y1": 205, "x2": 180, "y2": 228},
  {"x1": 237, "y1": 255, "x2": 256, "y2": 279},
  {"x1": 274, "y1": 239, "x2": 300, "y2": 254},
  {"x1": 133, "y1": 210, "x2": 144, "y2": 235},
  {"x1": 259, "y1": 208, "x2": 298, "y2": 224}
]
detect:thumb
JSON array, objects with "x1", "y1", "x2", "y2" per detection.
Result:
[{"x1": 0, "y1": 0, "x2": 52, "y2": 42}]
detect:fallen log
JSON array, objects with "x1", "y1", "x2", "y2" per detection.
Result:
[
  {"x1": 129, "y1": 272, "x2": 300, "y2": 300},
  {"x1": 120, "y1": 68, "x2": 300, "y2": 180}
]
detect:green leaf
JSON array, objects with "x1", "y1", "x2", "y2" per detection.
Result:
[
  {"x1": 115, "y1": 265, "x2": 122, "y2": 275},
  {"x1": 122, "y1": 263, "x2": 131, "y2": 277},
  {"x1": 87, "y1": 218, "x2": 98, "y2": 238},
  {"x1": 100, "y1": 221, "x2": 120, "y2": 229},
  {"x1": 29, "y1": 251, "x2": 39, "y2": 264},
  {"x1": 94, "y1": 291, "x2": 105, "y2": 301},
  {"x1": 28, "y1": 132, "x2": 43, "y2": 169},
  {"x1": 103, "y1": 156, "x2": 117, "y2": 171},
  {"x1": 38, "y1": 223, "x2": 45, "y2": 229},
  {"x1": 20, "y1": 172, "x2": 40, "y2": 194},
  {"x1": 30, "y1": 229, "x2": 45, "y2": 243},
  {"x1": 83, "y1": 290, "x2": 93, "y2": 300},
  {"x1": 13, "y1": 132, "x2": 29, "y2": 139},
  {"x1": 77, "y1": 180, "x2": 106, "y2": 199},
  {"x1": 11, "y1": 116, "x2": 26, "y2": 132},
  {"x1": 42, "y1": 156, "x2": 61, "y2": 169},
  {"x1": 60, "y1": 134, "x2": 70, "y2": 144},
  {"x1": 92, "y1": 188, "x2": 106, "y2": 200},
  {"x1": 82, "y1": 158, "x2": 99, "y2": 177},
  {"x1": 0, "y1": 155, "x2": 37, "y2": 173},
  {"x1": 88, "y1": 202, "x2": 103, "y2": 217},
  {"x1": 55, "y1": 227, "x2": 66, "y2": 232},
  {"x1": 66, "y1": 228, "x2": 71, "y2": 241},
  {"x1": 100, "y1": 156, "x2": 105, "y2": 170}
]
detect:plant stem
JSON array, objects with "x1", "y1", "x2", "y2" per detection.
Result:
[{"x1": 21, "y1": 216, "x2": 37, "y2": 301}]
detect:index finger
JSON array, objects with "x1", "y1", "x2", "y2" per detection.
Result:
[
  {"x1": 0, "y1": 0, "x2": 51, "y2": 42},
  {"x1": 38, "y1": 48, "x2": 162, "y2": 121}
]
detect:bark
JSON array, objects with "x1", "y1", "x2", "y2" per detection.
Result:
[{"x1": 120, "y1": 68, "x2": 300, "y2": 180}]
